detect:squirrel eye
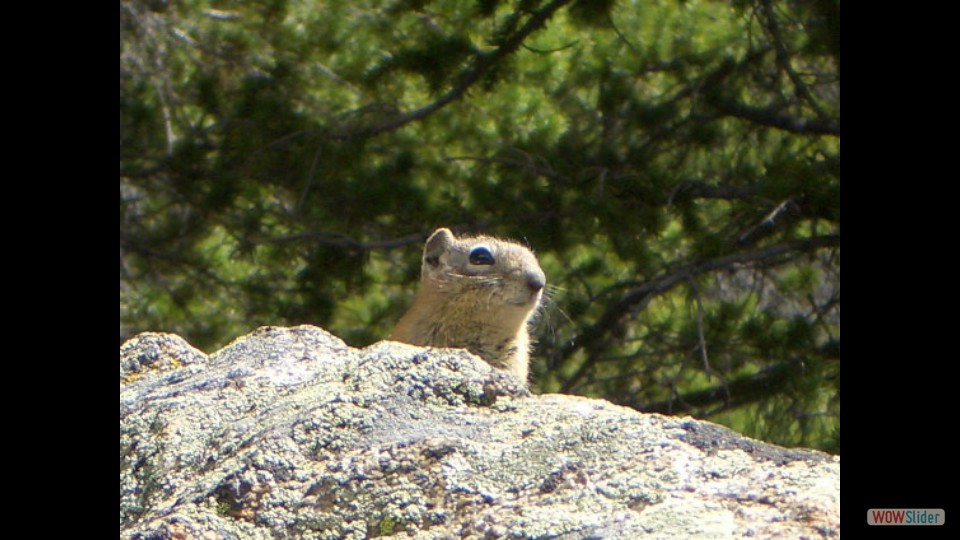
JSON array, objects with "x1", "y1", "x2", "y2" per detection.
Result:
[{"x1": 469, "y1": 246, "x2": 495, "y2": 266}]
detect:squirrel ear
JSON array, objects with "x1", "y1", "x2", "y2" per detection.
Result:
[{"x1": 423, "y1": 228, "x2": 454, "y2": 265}]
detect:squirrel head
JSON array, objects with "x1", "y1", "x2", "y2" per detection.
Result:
[{"x1": 420, "y1": 227, "x2": 545, "y2": 313}]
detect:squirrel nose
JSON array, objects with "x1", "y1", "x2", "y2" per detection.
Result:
[{"x1": 526, "y1": 270, "x2": 545, "y2": 292}]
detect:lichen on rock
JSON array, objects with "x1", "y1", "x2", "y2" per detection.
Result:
[{"x1": 120, "y1": 325, "x2": 839, "y2": 539}]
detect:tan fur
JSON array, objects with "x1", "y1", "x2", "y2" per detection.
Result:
[{"x1": 390, "y1": 228, "x2": 546, "y2": 383}]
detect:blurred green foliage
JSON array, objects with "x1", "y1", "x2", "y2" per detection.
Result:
[{"x1": 121, "y1": 0, "x2": 839, "y2": 452}]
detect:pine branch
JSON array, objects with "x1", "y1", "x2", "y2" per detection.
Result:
[
  {"x1": 641, "y1": 361, "x2": 797, "y2": 415},
  {"x1": 557, "y1": 234, "x2": 840, "y2": 391},
  {"x1": 333, "y1": 0, "x2": 576, "y2": 140},
  {"x1": 716, "y1": 100, "x2": 840, "y2": 136},
  {"x1": 630, "y1": 339, "x2": 840, "y2": 415}
]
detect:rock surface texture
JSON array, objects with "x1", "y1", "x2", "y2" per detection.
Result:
[{"x1": 120, "y1": 326, "x2": 840, "y2": 539}]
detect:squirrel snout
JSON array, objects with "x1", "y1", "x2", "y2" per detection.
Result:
[{"x1": 525, "y1": 270, "x2": 546, "y2": 293}]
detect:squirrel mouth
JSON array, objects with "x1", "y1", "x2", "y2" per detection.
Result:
[{"x1": 511, "y1": 289, "x2": 543, "y2": 306}]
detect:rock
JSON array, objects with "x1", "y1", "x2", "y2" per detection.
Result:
[{"x1": 120, "y1": 326, "x2": 840, "y2": 539}]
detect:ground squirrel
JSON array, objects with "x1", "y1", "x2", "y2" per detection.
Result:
[{"x1": 390, "y1": 227, "x2": 546, "y2": 383}]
